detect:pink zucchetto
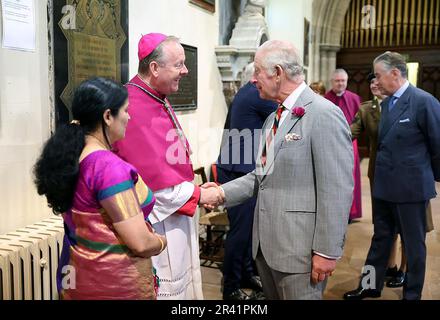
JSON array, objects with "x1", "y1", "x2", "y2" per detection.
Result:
[{"x1": 138, "y1": 33, "x2": 167, "y2": 61}]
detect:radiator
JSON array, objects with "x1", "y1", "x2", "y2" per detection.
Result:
[{"x1": 0, "y1": 217, "x2": 64, "y2": 300}]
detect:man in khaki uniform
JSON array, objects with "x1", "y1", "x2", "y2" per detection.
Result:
[{"x1": 351, "y1": 73, "x2": 384, "y2": 192}]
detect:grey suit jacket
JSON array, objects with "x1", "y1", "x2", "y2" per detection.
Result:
[{"x1": 222, "y1": 86, "x2": 354, "y2": 274}]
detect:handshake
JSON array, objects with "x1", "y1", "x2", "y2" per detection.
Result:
[{"x1": 199, "y1": 182, "x2": 225, "y2": 210}]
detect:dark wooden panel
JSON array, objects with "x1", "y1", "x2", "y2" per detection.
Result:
[
  {"x1": 338, "y1": 46, "x2": 440, "y2": 100},
  {"x1": 189, "y1": 0, "x2": 215, "y2": 13},
  {"x1": 421, "y1": 66, "x2": 440, "y2": 99}
]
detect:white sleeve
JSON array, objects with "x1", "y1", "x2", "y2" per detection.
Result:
[{"x1": 148, "y1": 181, "x2": 195, "y2": 224}]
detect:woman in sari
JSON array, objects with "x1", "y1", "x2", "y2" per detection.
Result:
[{"x1": 34, "y1": 77, "x2": 166, "y2": 300}]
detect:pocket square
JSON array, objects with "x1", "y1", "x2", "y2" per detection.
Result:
[
  {"x1": 399, "y1": 118, "x2": 410, "y2": 123},
  {"x1": 285, "y1": 133, "x2": 302, "y2": 141}
]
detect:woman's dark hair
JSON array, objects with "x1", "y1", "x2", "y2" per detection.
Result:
[{"x1": 33, "y1": 77, "x2": 128, "y2": 214}]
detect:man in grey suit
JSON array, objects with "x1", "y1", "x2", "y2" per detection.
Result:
[{"x1": 204, "y1": 40, "x2": 354, "y2": 299}]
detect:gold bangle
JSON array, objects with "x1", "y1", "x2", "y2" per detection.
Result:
[{"x1": 156, "y1": 234, "x2": 164, "y2": 253}]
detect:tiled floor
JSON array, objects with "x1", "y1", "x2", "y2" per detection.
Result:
[{"x1": 201, "y1": 158, "x2": 440, "y2": 300}]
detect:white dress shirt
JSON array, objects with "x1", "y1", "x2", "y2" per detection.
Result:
[{"x1": 278, "y1": 82, "x2": 308, "y2": 126}]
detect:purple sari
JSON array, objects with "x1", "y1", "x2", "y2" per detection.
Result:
[{"x1": 57, "y1": 150, "x2": 157, "y2": 300}]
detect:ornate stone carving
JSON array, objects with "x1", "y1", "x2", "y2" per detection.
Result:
[
  {"x1": 229, "y1": 0, "x2": 267, "y2": 50},
  {"x1": 215, "y1": 0, "x2": 269, "y2": 100}
]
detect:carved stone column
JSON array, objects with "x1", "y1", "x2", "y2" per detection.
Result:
[
  {"x1": 320, "y1": 44, "x2": 341, "y2": 88},
  {"x1": 320, "y1": 49, "x2": 329, "y2": 87},
  {"x1": 310, "y1": 0, "x2": 351, "y2": 85}
]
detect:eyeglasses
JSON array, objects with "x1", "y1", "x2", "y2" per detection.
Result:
[
  {"x1": 174, "y1": 62, "x2": 186, "y2": 70},
  {"x1": 159, "y1": 62, "x2": 186, "y2": 70}
]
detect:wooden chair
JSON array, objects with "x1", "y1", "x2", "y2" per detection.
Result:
[{"x1": 193, "y1": 166, "x2": 229, "y2": 269}]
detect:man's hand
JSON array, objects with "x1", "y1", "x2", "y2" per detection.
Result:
[
  {"x1": 199, "y1": 183, "x2": 225, "y2": 210},
  {"x1": 311, "y1": 254, "x2": 337, "y2": 285}
]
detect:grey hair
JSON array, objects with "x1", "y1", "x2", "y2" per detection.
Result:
[
  {"x1": 241, "y1": 62, "x2": 255, "y2": 87},
  {"x1": 138, "y1": 36, "x2": 180, "y2": 75},
  {"x1": 258, "y1": 40, "x2": 304, "y2": 81},
  {"x1": 373, "y1": 51, "x2": 408, "y2": 78},
  {"x1": 331, "y1": 68, "x2": 348, "y2": 79}
]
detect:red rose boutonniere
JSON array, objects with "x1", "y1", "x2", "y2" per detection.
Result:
[{"x1": 292, "y1": 106, "x2": 306, "y2": 117}]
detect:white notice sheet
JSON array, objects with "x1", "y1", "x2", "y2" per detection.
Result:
[{"x1": 1, "y1": 0, "x2": 35, "y2": 51}]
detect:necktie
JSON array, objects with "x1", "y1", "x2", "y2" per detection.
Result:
[
  {"x1": 272, "y1": 104, "x2": 285, "y2": 135},
  {"x1": 261, "y1": 105, "x2": 285, "y2": 166},
  {"x1": 388, "y1": 96, "x2": 398, "y2": 112}
]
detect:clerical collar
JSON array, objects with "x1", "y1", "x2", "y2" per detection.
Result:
[
  {"x1": 336, "y1": 91, "x2": 345, "y2": 97},
  {"x1": 136, "y1": 74, "x2": 166, "y2": 100}
]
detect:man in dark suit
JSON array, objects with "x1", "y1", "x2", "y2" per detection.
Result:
[
  {"x1": 216, "y1": 63, "x2": 277, "y2": 300},
  {"x1": 351, "y1": 74, "x2": 408, "y2": 287},
  {"x1": 344, "y1": 51, "x2": 440, "y2": 300}
]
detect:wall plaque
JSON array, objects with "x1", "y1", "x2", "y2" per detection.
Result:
[
  {"x1": 53, "y1": 0, "x2": 129, "y2": 126},
  {"x1": 168, "y1": 44, "x2": 198, "y2": 111},
  {"x1": 189, "y1": 0, "x2": 215, "y2": 13}
]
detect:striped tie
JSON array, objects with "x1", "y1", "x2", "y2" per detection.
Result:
[
  {"x1": 272, "y1": 104, "x2": 285, "y2": 135},
  {"x1": 261, "y1": 104, "x2": 286, "y2": 166}
]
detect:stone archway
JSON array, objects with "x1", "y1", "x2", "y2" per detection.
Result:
[{"x1": 310, "y1": 0, "x2": 351, "y2": 87}]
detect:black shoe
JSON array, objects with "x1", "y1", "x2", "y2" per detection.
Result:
[
  {"x1": 223, "y1": 289, "x2": 250, "y2": 300},
  {"x1": 241, "y1": 276, "x2": 263, "y2": 292},
  {"x1": 249, "y1": 290, "x2": 266, "y2": 300},
  {"x1": 386, "y1": 271, "x2": 406, "y2": 288},
  {"x1": 343, "y1": 287, "x2": 381, "y2": 300},
  {"x1": 385, "y1": 266, "x2": 399, "y2": 279}
]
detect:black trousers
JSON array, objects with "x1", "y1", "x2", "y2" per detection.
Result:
[
  {"x1": 217, "y1": 167, "x2": 257, "y2": 295},
  {"x1": 362, "y1": 198, "x2": 428, "y2": 300}
]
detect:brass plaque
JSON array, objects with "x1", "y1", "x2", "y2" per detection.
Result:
[{"x1": 53, "y1": 0, "x2": 128, "y2": 125}]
